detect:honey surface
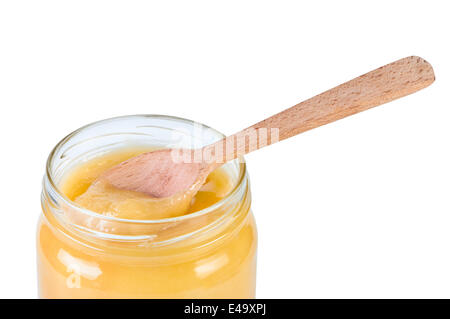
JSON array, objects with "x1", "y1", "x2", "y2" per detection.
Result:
[{"x1": 61, "y1": 147, "x2": 233, "y2": 220}]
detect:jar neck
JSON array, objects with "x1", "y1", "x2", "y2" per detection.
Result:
[
  {"x1": 41, "y1": 115, "x2": 250, "y2": 254},
  {"x1": 42, "y1": 168, "x2": 250, "y2": 251}
]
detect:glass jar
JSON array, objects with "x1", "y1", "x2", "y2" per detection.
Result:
[{"x1": 37, "y1": 115, "x2": 257, "y2": 298}]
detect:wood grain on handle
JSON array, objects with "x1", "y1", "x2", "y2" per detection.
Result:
[{"x1": 206, "y1": 56, "x2": 434, "y2": 165}]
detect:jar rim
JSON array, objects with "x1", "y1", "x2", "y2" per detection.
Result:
[{"x1": 45, "y1": 114, "x2": 248, "y2": 226}]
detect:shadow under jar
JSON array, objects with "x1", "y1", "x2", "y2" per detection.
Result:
[{"x1": 37, "y1": 115, "x2": 257, "y2": 298}]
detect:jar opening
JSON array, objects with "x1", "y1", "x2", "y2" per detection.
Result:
[{"x1": 43, "y1": 115, "x2": 249, "y2": 243}]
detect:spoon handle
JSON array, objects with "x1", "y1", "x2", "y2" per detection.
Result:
[{"x1": 206, "y1": 56, "x2": 434, "y2": 164}]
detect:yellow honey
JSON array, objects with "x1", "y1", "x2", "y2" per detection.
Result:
[{"x1": 38, "y1": 140, "x2": 257, "y2": 298}]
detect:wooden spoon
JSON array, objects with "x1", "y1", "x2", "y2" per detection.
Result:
[{"x1": 100, "y1": 56, "x2": 435, "y2": 200}]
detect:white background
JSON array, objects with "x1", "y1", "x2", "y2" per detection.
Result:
[{"x1": 0, "y1": 1, "x2": 449, "y2": 298}]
